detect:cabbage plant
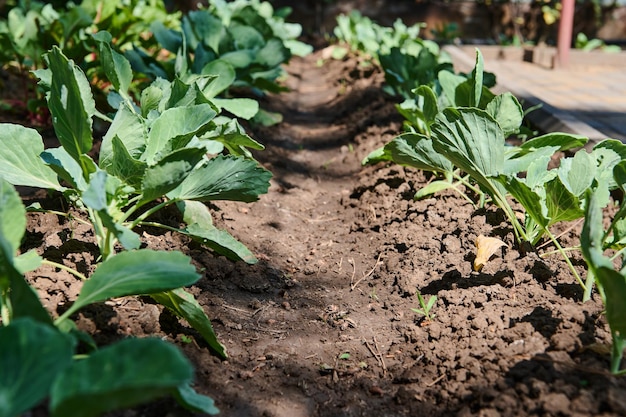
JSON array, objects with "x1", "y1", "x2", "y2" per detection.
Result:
[
  {"x1": 0, "y1": 44, "x2": 272, "y2": 356},
  {"x1": 0, "y1": 179, "x2": 219, "y2": 417}
]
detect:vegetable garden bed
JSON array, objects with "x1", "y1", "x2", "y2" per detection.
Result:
[{"x1": 2, "y1": 2, "x2": 626, "y2": 416}]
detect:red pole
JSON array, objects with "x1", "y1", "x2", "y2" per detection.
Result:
[{"x1": 556, "y1": 0, "x2": 575, "y2": 68}]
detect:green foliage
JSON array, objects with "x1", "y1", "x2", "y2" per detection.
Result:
[
  {"x1": 575, "y1": 32, "x2": 621, "y2": 53},
  {"x1": 0, "y1": 179, "x2": 219, "y2": 417},
  {"x1": 379, "y1": 45, "x2": 451, "y2": 99},
  {"x1": 359, "y1": 32, "x2": 626, "y2": 373},
  {"x1": 0, "y1": 0, "x2": 182, "y2": 121},
  {"x1": 364, "y1": 48, "x2": 626, "y2": 302},
  {"x1": 0, "y1": 1, "x2": 92, "y2": 68},
  {"x1": 333, "y1": 10, "x2": 427, "y2": 59},
  {"x1": 364, "y1": 50, "x2": 519, "y2": 201},
  {"x1": 127, "y1": 0, "x2": 311, "y2": 100},
  {"x1": 581, "y1": 186, "x2": 626, "y2": 375},
  {"x1": 411, "y1": 291, "x2": 437, "y2": 321},
  {"x1": 430, "y1": 21, "x2": 460, "y2": 44},
  {"x1": 0, "y1": 45, "x2": 271, "y2": 357},
  {"x1": 331, "y1": 10, "x2": 454, "y2": 100},
  {"x1": 80, "y1": 0, "x2": 181, "y2": 51},
  {"x1": 12, "y1": 45, "x2": 271, "y2": 262}
]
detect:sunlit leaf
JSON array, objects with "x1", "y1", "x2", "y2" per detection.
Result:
[
  {"x1": 144, "y1": 104, "x2": 217, "y2": 164},
  {"x1": 498, "y1": 174, "x2": 549, "y2": 228},
  {"x1": 544, "y1": 178, "x2": 584, "y2": 225},
  {"x1": 0, "y1": 124, "x2": 62, "y2": 190},
  {"x1": 0, "y1": 234, "x2": 52, "y2": 325},
  {"x1": 168, "y1": 154, "x2": 271, "y2": 203},
  {"x1": 557, "y1": 149, "x2": 594, "y2": 197},
  {"x1": 141, "y1": 147, "x2": 206, "y2": 203},
  {"x1": 213, "y1": 97, "x2": 259, "y2": 120},
  {"x1": 432, "y1": 107, "x2": 504, "y2": 193},
  {"x1": 519, "y1": 132, "x2": 587, "y2": 153},
  {"x1": 177, "y1": 200, "x2": 257, "y2": 263},
  {"x1": 95, "y1": 32, "x2": 133, "y2": 95},
  {"x1": 470, "y1": 48, "x2": 483, "y2": 107},
  {"x1": 485, "y1": 92, "x2": 523, "y2": 137},
  {"x1": 150, "y1": 288, "x2": 227, "y2": 359},
  {"x1": 62, "y1": 250, "x2": 200, "y2": 318},
  {"x1": 199, "y1": 59, "x2": 235, "y2": 97},
  {"x1": 47, "y1": 47, "x2": 95, "y2": 166},
  {"x1": 415, "y1": 180, "x2": 455, "y2": 200},
  {"x1": 0, "y1": 178, "x2": 26, "y2": 253},
  {"x1": 581, "y1": 190, "x2": 626, "y2": 374},
  {"x1": 100, "y1": 103, "x2": 147, "y2": 170},
  {"x1": 174, "y1": 384, "x2": 219, "y2": 415}
]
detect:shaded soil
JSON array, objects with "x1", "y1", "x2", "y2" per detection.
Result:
[{"x1": 17, "y1": 48, "x2": 626, "y2": 416}]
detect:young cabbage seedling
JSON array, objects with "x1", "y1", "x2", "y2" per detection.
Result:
[{"x1": 411, "y1": 290, "x2": 437, "y2": 322}]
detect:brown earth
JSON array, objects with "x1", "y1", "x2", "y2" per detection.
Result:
[{"x1": 16, "y1": 47, "x2": 626, "y2": 416}]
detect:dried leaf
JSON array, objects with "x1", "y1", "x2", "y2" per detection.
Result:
[
  {"x1": 474, "y1": 235, "x2": 507, "y2": 271},
  {"x1": 582, "y1": 342, "x2": 611, "y2": 355}
]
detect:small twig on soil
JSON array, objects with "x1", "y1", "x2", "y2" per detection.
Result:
[
  {"x1": 368, "y1": 204, "x2": 376, "y2": 222},
  {"x1": 348, "y1": 258, "x2": 356, "y2": 287},
  {"x1": 373, "y1": 337, "x2": 387, "y2": 376},
  {"x1": 332, "y1": 355, "x2": 340, "y2": 383},
  {"x1": 334, "y1": 257, "x2": 343, "y2": 273},
  {"x1": 251, "y1": 306, "x2": 267, "y2": 316},
  {"x1": 351, "y1": 253, "x2": 383, "y2": 291},
  {"x1": 277, "y1": 207, "x2": 338, "y2": 223},
  {"x1": 426, "y1": 374, "x2": 445, "y2": 387},
  {"x1": 222, "y1": 304, "x2": 254, "y2": 317},
  {"x1": 251, "y1": 326, "x2": 288, "y2": 335},
  {"x1": 363, "y1": 337, "x2": 387, "y2": 377}
]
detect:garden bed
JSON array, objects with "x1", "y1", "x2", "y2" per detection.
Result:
[{"x1": 19, "y1": 46, "x2": 626, "y2": 416}]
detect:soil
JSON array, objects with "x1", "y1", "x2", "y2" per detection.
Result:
[{"x1": 12, "y1": 46, "x2": 626, "y2": 416}]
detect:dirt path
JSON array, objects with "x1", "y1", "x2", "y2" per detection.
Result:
[
  {"x1": 187, "y1": 50, "x2": 626, "y2": 417},
  {"x1": 24, "y1": 49, "x2": 626, "y2": 416}
]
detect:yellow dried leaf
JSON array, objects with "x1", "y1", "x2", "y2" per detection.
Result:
[{"x1": 474, "y1": 235, "x2": 507, "y2": 272}]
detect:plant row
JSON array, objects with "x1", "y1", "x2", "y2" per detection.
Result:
[
  {"x1": 0, "y1": 0, "x2": 312, "y2": 123},
  {"x1": 333, "y1": 11, "x2": 626, "y2": 375},
  {"x1": 0, "y1": 1, "x2": 312, "y2": 416}
]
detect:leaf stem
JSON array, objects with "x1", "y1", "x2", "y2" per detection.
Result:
[
  {"x1": 41, "y1": 260, "x2": 87, "y2": 281},
  {"x1": 94, "y1": 109, "x2": 113, "y2": 123},
  {"x1": 87, "y1": 207, "x2": 109, "y2": 261},
  {"x1": 54, "y1": 307, "x2": 74, "y2": 326},
  {"x1": 128, "y1": 198, "x2": 179, "y2": 229},
  {"x1": 539, "y1": 245, "x2": 581, "y2": 257},
  {"x1": 137, "y1": 221, "x2": 184, "y2": 234},
  {"x1": 610, "y1": 247, "x2": 626, "y2": 262},
  {"x1": 1, "y1": 293, "x2": 11, "y2": 325},
  {"x1": 27, "y1": 209, "x2": 91, "y2": 226},
  {"x1": 583, "y1": 270, "x2": 595, "y2": 302},
  {"x1": 544, "y1": 228, "x2": 587, "y2": 293},
  {"x1": 491, "y1": 189, "x2": 528, "y2": 243},
  {"x1": 454, "y1": 173, "x2": 482, "y2": 197}
]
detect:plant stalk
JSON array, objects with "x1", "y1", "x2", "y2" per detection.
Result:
[
  {"x1": 128, "y1": 198, "x2": 179, "y2": 229},
  {"x1": 544, "y1": 228, "x2": 587, "y2": 294},
  {"x1": 41, "y1": 260, "x2": 87, "y2": 281}
]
